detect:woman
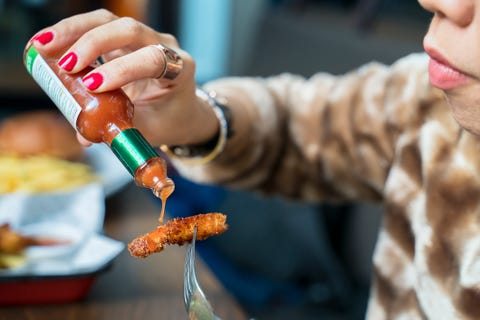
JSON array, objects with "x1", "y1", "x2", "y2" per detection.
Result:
[{"x1": 29, "y1": 1, "x2": 480, "y2": 318}]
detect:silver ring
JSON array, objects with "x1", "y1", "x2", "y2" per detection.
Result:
[{"x1": 150, "y1": 44, "x2": 183, "y2": 80}]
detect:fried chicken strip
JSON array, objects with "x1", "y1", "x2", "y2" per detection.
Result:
[
  {"x1": 0, "y1": 223, "x2": 36, "y2": 254},
  {"x1": 0, "y1": 223, "x2": 69, "y2": 255},
  {"x1": 128, "y1": 213, "x2": 228, "y2": 258}
]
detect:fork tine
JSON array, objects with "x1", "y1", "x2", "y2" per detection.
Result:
[
  {"x1": 184, "y1": 226, "x2": 220, "y2": 319},
  {"x1": 183, "y1": 227, "x2": 197, "y2": 307}
]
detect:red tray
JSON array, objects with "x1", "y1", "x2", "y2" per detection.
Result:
[{"x1": 0, "y1": 263, "x2": 111, "y2": 305}]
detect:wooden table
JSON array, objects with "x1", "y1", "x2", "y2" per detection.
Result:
[{"x1": 0, "y1": 183, "x2": 248, "y2": 320}]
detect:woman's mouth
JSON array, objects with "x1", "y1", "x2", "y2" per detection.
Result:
[{"x1": 426, "y1": 48, "x2": 469, "y2": 90}]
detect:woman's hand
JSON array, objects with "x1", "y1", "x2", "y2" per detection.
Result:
[{"x1": 29, "y1": 9, "x2": 218, "y2": 147}]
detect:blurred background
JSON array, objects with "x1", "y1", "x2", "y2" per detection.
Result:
[{"x1": 0, "y1": 0, "x2": 430, "y2": 319}]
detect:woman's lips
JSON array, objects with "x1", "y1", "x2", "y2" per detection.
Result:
[{"x1": 426, "y1": 50, "x2": 469, "y2": 90}]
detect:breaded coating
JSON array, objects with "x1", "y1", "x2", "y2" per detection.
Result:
[
  {"x1": 0, "y1": 223, "x2": 36, "y2": 254},
  {"x1": 128, "y1": 213, "x2": 228, "y2": 258}
]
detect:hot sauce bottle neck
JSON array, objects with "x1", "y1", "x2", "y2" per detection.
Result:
[
  {"x1": 151, "y1": 176, "x2": 174, "y2": 223},
  {"x1": 151, "y1": 177, "x2": 175, "y2": 199},
  {"x1": 110, "y1": 128, "x2": 175, "y2": 203},
  {"x1": 134, "y1": 157, "x2": 175, "y2": 198}
]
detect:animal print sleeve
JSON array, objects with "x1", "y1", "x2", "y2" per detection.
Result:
[{"x1": 170, "y1": 53, "x2": 444, "y2": 203}]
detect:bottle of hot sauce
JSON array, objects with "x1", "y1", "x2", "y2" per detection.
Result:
[{"x1": 24, "y1": 44, "x2": 174, "y2": 222}]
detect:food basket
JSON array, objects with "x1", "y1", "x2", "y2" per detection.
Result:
[{"x1": 0, "y1": 182, "x2": 124, "y2": 305}]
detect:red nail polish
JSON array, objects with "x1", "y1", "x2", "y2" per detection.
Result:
[
  {"x1": 82, "y1": 72, "x2": 104, "y2": 90},
  {"x1": 33, "y1": 31, "x2": 54, "y2": 45},
  {"x1": 58, "y1": 52, "x2": 78, "y2": 72}
]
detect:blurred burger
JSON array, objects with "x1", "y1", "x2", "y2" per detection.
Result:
[{"x1": 0, "y1": 109, "x2": 83, "y2": 161}]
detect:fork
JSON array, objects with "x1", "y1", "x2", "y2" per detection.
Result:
[{"x1": 184, "y1": 226, "x2": 221, "y2": 320}]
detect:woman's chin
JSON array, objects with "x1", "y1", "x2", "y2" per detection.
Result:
[
  {"x1": 442, "y1": 80, "x2": 480, "y2": 136},
  {"x1": 447, "y1": 96, "x2": 480, "y2": 136}
]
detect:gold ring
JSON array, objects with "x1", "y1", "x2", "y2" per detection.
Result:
[{"x1": 150, "y1": 44, "x2": 183, "y2": 80}]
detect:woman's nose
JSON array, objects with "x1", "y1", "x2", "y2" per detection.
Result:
[{"x1": 418, "y1": 0, "x2": 474, "y2": 27}]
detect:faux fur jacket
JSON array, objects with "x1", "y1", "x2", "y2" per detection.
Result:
[{"x1": 170, "y1": 53, "x2": 480, "y2": 319}]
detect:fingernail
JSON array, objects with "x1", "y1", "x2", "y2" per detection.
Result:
[
  {"x1": 82, "y1": 72, "x2": 104, "y2": 90},
  {"x1": 33, "y1": 31, "x2": 54, "y2": 45},
  {"x1": 58, "y1": 52, "x2": 78, "y2": 72}
]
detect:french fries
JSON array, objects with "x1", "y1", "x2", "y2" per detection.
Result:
[
  {"x1": 0, "y1": 155, "x2": 98, "y2": 193},
  {"x1": 0, "y1": 252, "x2": 27, "y2": 269}
]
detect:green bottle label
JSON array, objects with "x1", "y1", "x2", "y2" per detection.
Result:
[
  {"x1": 25, "y1": 46, "x2": 39, "y2": 74},
  {"x1": 111, "y1": 128, "x2": 158, "y2": 176}
]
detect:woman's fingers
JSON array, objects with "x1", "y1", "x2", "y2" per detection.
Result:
[
  {"x1": 81, "y1": 45, "x2": 193, "y2": 93},
  {"x1": 56, "y1": 17, "x2": 167, "y2": 74},
  {"x1": 31, "y1": 9, "x2": 118, "y2": 56},
  {"x1": 30, "y1": 8, "x2": 190, "y2": 95}
]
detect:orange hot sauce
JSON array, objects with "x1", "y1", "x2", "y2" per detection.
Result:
[{"x1": 24, "y1": 45, "x2": 174, "y2": 222}]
